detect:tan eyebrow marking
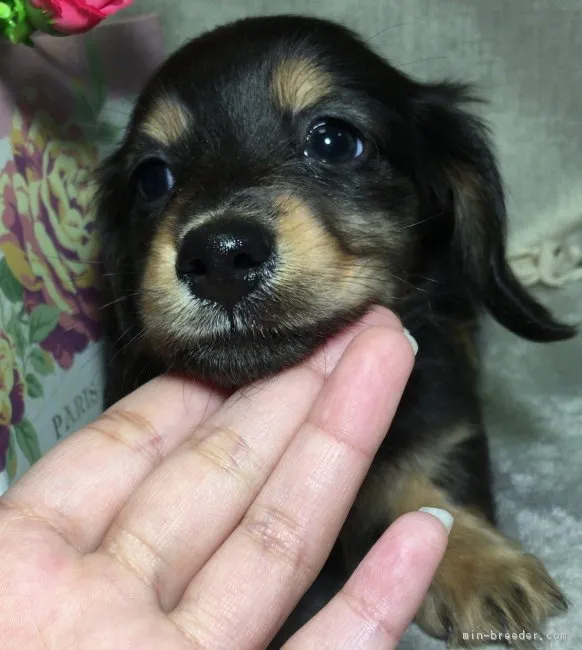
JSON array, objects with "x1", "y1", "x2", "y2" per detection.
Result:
[
  {"x1": 140, "y1": 96, "x2": 190, "y2": 146},
  {"x1": 271, "y1": 58, "x2": 333, "y2": 113}
]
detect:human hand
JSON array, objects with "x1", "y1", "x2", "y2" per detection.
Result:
[{"x1": 0, "y1": 307, "x2": 450, "y2": 649}]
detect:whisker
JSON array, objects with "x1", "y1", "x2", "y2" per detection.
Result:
[
  {"x1": 365, "y1": 22, "x2": 410, "y2": 44},
  {"x1": 397, "y1": 214, "x2": 443, "y2": 231},
  {"x1": 397, "y1": 55, "x2": 449, "y2": 69},
  {"x1": 98, "y1": 292, "x2": 141, "y2": 311},
  {"x1": 110, "y1": 328, "x2": 146, "y2": 365}
]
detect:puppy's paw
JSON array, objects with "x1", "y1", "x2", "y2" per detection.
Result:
[{"x1": 416, "y1": 512, "x2": 567, "y2": 647}]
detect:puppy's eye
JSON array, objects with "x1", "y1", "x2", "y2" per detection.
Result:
[
  {"x1": 134, "y1": 159, "x2": 175, "y2": 202},
  {"x1": 303, "y1": 119, "x2": 365, "y2": 163}
]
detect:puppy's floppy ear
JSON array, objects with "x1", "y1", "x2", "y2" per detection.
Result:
[{"x1": 414, "y1": 82, "x2": 576, "y2": 342}]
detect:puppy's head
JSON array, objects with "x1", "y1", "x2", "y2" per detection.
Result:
[{"x1": 98, "y1": 15, "x2": 574, "y2": 387}]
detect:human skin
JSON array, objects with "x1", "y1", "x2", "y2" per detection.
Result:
[{"x1": 0, "y1": 307, "x2": 450, "y2": 649}]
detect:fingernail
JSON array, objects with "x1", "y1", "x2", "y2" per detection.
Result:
[
  {"x1": 403, "y1": 328, "x2": 419, "y2": 356},
  {"x1": 419, "y1": 507, "x2": 454, "y2": 534}
]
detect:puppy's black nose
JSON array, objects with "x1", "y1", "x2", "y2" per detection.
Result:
[{"x1": 176, "y1": 218, "x2": 274, "y2": 307}]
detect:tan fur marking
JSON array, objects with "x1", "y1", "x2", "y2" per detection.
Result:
[
  {"x1": 402, "y1": 475, "x2": 565, "y2": 645},
  {"x1": 276, "y1": 195, "x2": 346, "y2": 277},
  {"x1": 274, "y1": 195, "x2": 381, "y2": 313},
  {"x1": 448, "y1": 165, "x2": 490, "y2": 275},
  {"x1": 140, "y1": 97, "x2": 190, "y2": 146},
  {"x1": 272, "y1": 58, "x2": 332, "y2": 112},
  {"x1": 139, "y1": 215, "x2": 189, "y2": 344},
  {"x1": 343, "y1": 422, "x2": 566, "y2": 645},
  {"x1": 455, "y1": 322, "x2": 479, "y2": 369},
  {"x1": 141, "y1": 217, "x2": 178, "y2": 301},
  {"x1": 449, "y1": 166, "x2": 486, "y2": 215}
]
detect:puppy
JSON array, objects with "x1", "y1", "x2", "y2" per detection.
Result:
[{"x1": 97, "y1": 15, "x2": 575, "y2": 647}]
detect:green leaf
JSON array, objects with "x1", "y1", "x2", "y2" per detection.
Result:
[
  {"x1": 0, "y1": 257, "x2": 23, "y2": 303},
  {"x1": 14, "y1": 418, "x2": 42, "y2": 466},
  {"x1": 29, "y1": 305, "x2": 60, "y2": 343},
  {"x1": 25, "y1": 373, "x2": 44, "y2": 399},
  {"x1": 7, "y1": 430, "x2": 17, "y2": 481},
  {"x1": 29, "y1": 347, "x2": 54, "y2": 376},
  {"x1": 12, "y1": 324, "x2": 28, "y2": 359},
  {"x1": 5, "y1": 309, "x2": 27, "y2": 359},
  {"x1": 4, "y1": 312, "x2": 26, "y2": 370}
]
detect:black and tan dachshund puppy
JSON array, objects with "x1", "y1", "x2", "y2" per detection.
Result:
[{"x1": 97, "y1": 15, "x2": 574, "y2": 647}]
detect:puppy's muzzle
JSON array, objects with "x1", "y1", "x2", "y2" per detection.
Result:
[{"x1": 176, "y1": 217, "x2": 275, "y2": 308}]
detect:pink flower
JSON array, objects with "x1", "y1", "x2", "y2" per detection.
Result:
[{"x1": 29, "y1": 0, "x2": 133, "y2": 35}]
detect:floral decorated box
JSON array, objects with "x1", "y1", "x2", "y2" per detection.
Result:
[{"x1": 0, "y1": 15, "x2": 164, "y2": 490}]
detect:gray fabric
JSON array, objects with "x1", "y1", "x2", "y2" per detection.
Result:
[{"x1": 119, "y1": 0, "x2": 582, "y2": 252}]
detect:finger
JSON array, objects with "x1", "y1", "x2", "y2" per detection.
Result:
[
  {"x1": 1, "y1": 375, "x2": 225, "y2": 552},
  {"x1": 307, "y1": 307, "x2": 403, "y2": 376},
  {"x1": 99, "y1": 307, "x2": 401, "y2": 611},
  {"x1": 171, "y1": 325, "x2": 415, "y2": 649},
  {"x1": 284, "y1": 511, "x2": 451, "y2": 650}
]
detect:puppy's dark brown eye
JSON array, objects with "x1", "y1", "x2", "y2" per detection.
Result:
[
  {"x1": 134, "y1": 158, "x2": 175, "y2": 202},
  {"x1": 303, "y1": 119, "x2": 365, "y2": 163}
]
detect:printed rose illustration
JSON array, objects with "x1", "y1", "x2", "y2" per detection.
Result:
[
  {"x1": 0, "y1": 331, "x2": 25, "y2": 426},
  {"x1": 0, "y1": 92, "x2": 102, "y2": 369},
  {"x1": 0, "y1": 13, "x2": 161, "y2": 485},
  {"x1": 0, "y1": 82, "x2": 107, "y2": 479},
  {"x1": 0, "y1": 331, "x2": 25, "y2": 472}
]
